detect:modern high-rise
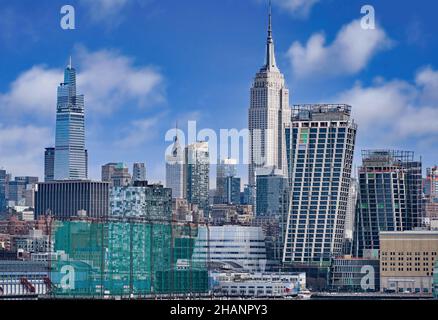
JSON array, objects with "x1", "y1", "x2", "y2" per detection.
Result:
[
  {"x1": 101, "y1": 163, "x2": 132, "y2": 187},
  {"x1": 424, "y1": 166, "x2": 438, "y2": 200},
  {"x1": 215, "y1": 158, "x2": 239, "y2": 204},
  {"x1": 224, "y1": 176, "x2": 241, "y2": 205},
  {"x1": 0, "y1": 170, "x2": 7, "y2": 212},
  {"x1": 184, "y1": 142, "x2": 210, "y2": 214},
  {"x1": 132, "y1": 163, "x2": 146, "y2": 182},
  {"x1": 256, "y1": 169, "x2": 288, "y2": 217},
  {"x1": 283, "y1": 104, "x2": 357, "y2": 265},
  {"x1": 44, "y1": 147, "x2": 55, "y2": 182},
  {"x1": 54, "y1": 58, "x2": 88, "y2": 180},
  {"x1": 345, "y1": 178, "x2": 358, "y2": 240},
  {"x1": 353, "y1": 150, "x2": 423, "y2": 257},
  {"x1": 248, "y1": 5, "x2": 291, "y2": 185},
  {"x1": 424, "y1": 167, "x2": 438, "y2": 220},
  {"x1": 166, "y1": 133, "x2": 184, "y2": 199}
]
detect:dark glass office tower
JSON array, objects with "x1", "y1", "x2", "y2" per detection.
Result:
[{"x1": 353, "y1": 150, "x2": 423, "y2": 257}]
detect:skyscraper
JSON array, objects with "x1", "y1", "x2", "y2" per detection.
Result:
[
  {"x1": 166, "y1": 133, "x2": 184, "y2": 199},
  {"x1": 215, "y1": 158, "x2": 239, "y2": 204},
  {"x1": 424, "y1": 166, "x2": 438, "y2": 219},
  {"x1": 353, "y1": 150, "x2": 423, "y2": 257},
  {"x1": 54, "y1": 57, "x2": 88, "y2": 180},
  {"x1": 256, "y1": 169, "x2": 288, "y2": 217},
  {"x1": 184, "y1": 142, "x2": 210, "y2": 214},
  {"x1": 283, "y1": 104, "x2": 357, "y2": 265},
  {"x1": 133, "y1": 162, "x2": 146, "y2": 182},
  {"x1": 44, "y1": 147, "x2": 55, "y2": 182},
  {"x1": 248, "y1": 5, "x2": 291, "y2": 185},
  {"x1": 345, "y1": 178, "x2": 358, "y2": 240},
  {"x1": 0, "y1": 170, "x2": 7, "y2": 212}
]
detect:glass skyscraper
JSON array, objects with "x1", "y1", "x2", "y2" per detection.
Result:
[
  {"x1": 353, "y1": 150, "x2": 423, "y2": 257},
  {"x1": 256, "y1": 169, "x2": 288, "y2": 217},
  {"x1": 54, "y1": 58, "x2": 87, "y2": 180},
  {"x1": 215, "y1": 158, "x2": 239, "y2": 204},
  {"x1": 0, "y1": 170, "x2": 7, "y2": 212},
  {"x1": 283, "y1": 105, "x2": 357, "y2": 265},
  {"x1": 44, "y1": 147, "x2": 55, "y2": 182}
]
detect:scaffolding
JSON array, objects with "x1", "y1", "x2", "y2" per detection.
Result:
[{"x1": 48, "y1": 218, "x2": 208, "y2": 299}]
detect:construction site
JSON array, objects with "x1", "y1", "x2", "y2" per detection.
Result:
[{"x1": 0, "y1": 216, "x2": 209, "y2": 299}]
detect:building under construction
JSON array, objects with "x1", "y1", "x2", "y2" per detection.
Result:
[{"x1": 47, "y1": 217, "x2": 208, "y2": 298}]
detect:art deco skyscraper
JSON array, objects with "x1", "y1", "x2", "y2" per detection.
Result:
[
  {"x1": 54, "y1": 57, "x2": 88, "y2": 180},
  {"x1": 248, "y1": 5, "x2": 291, "y2": 185}
]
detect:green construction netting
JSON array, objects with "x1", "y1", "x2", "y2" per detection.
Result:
[{"x1": 49, "y1": 220, "x2": 208, "y2": 298}]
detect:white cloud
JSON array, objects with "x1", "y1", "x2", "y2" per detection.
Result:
[
  {"x1": 0, "y1": 125, "x2": 51, "y2": 178},
  {"x1": 76, "y1": 46, "x2": 165, "y2": 115},
  {"x1": 115, "y1": 113, "x2": 165, "y2": 148},
  {"x1": 80, "y1": 0, "x2": 130, "y2": 26},
  {"x1": 336, "y1": 67, "x2": 438, "y2": 139},
  {"x1": 0, "y1": 46, "x2": 165, "y2": 119},
  {"x1": 0, "y1": 66, "x2": 60, "y2": 116},
  {"x1": 287, "y1": 20, "x2": 392, "y2": 78},
  {"x1": 272, "y1": 0, "x2": 319, "y2": 17}
]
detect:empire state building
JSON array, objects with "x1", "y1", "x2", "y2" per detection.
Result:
[{"x1": 248, "y1": 5, "x2": 291, "y2": 185}]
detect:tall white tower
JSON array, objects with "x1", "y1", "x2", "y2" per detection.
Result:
[{"x1": 248, "y1": 3, "x2": 291, "y2": 185}]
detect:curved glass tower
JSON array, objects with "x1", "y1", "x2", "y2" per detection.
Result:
[{"x1": 54, "y1": 58, "x2": 87, "y2": 180}]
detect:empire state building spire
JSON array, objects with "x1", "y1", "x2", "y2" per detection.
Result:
[{"x1": 265, "y1": 0, "x2": 278, "y2": 71}]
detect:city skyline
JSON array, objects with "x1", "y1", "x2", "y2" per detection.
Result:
[{"x1": 0, "y1": 0, "x2": 437, "y2": 186}]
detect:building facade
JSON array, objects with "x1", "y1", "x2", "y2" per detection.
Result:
[
  {"x1": 110, "y1": 183, "x2": 172, "y2": 221},
  {"x1": 166, "y1": 134, "x2": 184, "y2": 199},
  {"x1": 215, "y1": 158, "x2": 238, "y2": 204},
  {"x1": 211, "y1": 272, "x2": 306, "y2": 298},
  {"x1": 0, "y1": 170, "x2": 7, "y2": 213},
  {"x1": 256, "y1": 169, "x2": 288, "y2": 217},
  {"x1": 54, "y1": 58, "x2": 88, "y2": 180},
  {"x1": 35, "y1": 180, "x2": 110, "y2": 220},
  {"x1": 193, "y1": 225, "x2": 267, "y2": 272},
  {"x1": 132, "y1": 162, "x2": 146, "y2": 182},
  {"x1": 330, "y1": 256, "x2": 380, "y2": 292},
  {"x1": 248, "y1": 8, "x2": 291, "y2": 185},
  {"x1": 283, "y1": 104, "x2": 357, "y2": 265},
  {"x1": 44, "y1": 147, "x2": 55, "y2": 182},
  {"x1": 184, "y1": 142, "x2": 210, "y2": 214},
  {"x1": 380, "y1": 231, "x2": 438, "y2": 295},
  {"x1": 354, "y1": 150, "x2": 423, "y2": 257},
  {"x1": 101, "y1": 163, "x2": 132, "y2": 187},
  {"x1": 7, "y1": 176, "x2": 38, "y2": 208}
]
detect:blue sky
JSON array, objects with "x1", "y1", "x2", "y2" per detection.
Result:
[{"x1": 0, "y1": 0, "x2": 437, "y2": 185}]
